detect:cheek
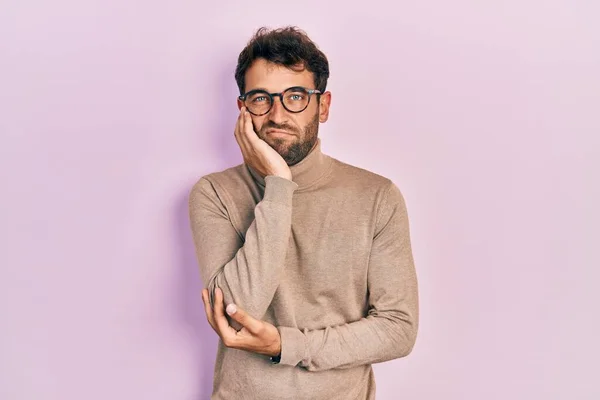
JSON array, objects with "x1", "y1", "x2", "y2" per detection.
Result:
[
  {"x1": 288, "y1": 117, "x2": 304, "y2": 133},
  {"x1": 298, "y1": 117, "x2": 309, "y2": 130}
]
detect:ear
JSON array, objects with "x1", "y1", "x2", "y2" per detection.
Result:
[
  {"x1": 318, "y1": 91, "x2": 331, "y2": 123},
  {"x1": 237, "y1": 98, "x2": 243, "y2": 111}
]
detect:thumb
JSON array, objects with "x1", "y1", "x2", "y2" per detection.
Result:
[{"x1": 226, "y1": 303, "x2": 260, "y2": 333}]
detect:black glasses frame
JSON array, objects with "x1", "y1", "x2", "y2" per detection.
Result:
[{"x1": 238, "y1": 86, "x2": 321, "y2": 116}]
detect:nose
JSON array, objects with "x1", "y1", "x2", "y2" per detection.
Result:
[{"x1": 267, "y1": 95, "x2": 287, "y2": 123}]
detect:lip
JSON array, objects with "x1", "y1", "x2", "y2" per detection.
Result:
[{"x1": 266, "y1": 129, "x2": 294, "y2": 136}]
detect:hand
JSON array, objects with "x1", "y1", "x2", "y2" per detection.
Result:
[
  {"x1": 234, "y1": 107, "x2": 292, "y2": 181},
  {"x1": 202, "y1": 287, "x2": 282, "y2": 357}
]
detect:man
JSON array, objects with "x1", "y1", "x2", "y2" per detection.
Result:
[{"x1": 189, "y1": 26, "x2": 419, "y2": 400}]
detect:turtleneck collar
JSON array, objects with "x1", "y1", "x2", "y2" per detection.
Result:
[{"x1": 246, "y1": 138, "x2": 332, "y2": 191}]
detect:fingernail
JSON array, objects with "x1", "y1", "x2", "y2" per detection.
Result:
[{"x1": 226, "y1": 304, "x2": 237, "y2": 315}]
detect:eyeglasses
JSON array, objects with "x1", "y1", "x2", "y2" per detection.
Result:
[{"x1": 238, "y1": 86, "x2": 321, "y2": 116}]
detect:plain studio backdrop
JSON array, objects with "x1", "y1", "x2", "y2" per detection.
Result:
[{"x1": 1, "y1": 1, "x2": 598, "y2": 399}]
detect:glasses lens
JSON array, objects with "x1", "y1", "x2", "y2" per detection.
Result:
[
  {"x1": 283, "y1": 88, "x2": 310, "y2": 112},
  {"x1": 245, "y1": 91, "x2": 271, "y2": 115}
]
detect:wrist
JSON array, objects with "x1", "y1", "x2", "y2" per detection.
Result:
[
  {"x1": 272, "y1": 332, "x2": 282, "y2": 356},
  {"x1": 270, "y1": 352, "x2": 281, "y2": 364},
  {"x1": 269, "y1": 332, "x2": 282, "y2": 364},
  {"x1": 262, "y1": 176, "x2": 298, "y2": 204},
  {"x1": 274, "y1": 171, "x2": 292, "y2": 181}
]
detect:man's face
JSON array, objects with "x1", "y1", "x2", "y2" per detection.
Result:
[{"x1": 238, "y1": 58, "x2": 331, "y2": 166}]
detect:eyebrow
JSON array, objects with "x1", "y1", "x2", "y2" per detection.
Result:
[
  {"x1": 246, "y1": 87, "x2": 269, "y2": 92},
  {"x1": 245, "y1": 86, "x2": 313, "y2": 94}
]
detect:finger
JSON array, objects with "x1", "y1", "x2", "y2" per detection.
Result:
[
  {"x1": 213, "y1": 288, "x2": 234, "y2": 338},
  {"x1": 234, "y1": 110, "x2": 244, "y2": 149},
  {"x1": 236, "y1": 109, "x2": 251, "y2": 159},
  {"x1": 240, "y1": 107, "x2": 255, "y2": 148},
  {"x1": 201, "y1": 289, "x2": 216, "y2": 330},
  {"x1": 242, "y1": 107, "x2": 260, "y2": 144},
  {"x1": 226, "y1": 302, "x2": 262, "y2": 335},
  {"x1": 233, "y1": 110, "x2": 240, "y2": 138},
  {"x1": 202, "y1": 289, "x2": 218, "y2": 333}
]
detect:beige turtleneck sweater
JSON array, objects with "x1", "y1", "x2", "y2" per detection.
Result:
[{"x1": 188, "y1": 139, "x2": 418, "y2": 400}]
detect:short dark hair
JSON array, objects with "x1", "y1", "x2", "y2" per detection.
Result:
[{"x1": 234, "y1": 26, "x2": 330, "y2": 95}]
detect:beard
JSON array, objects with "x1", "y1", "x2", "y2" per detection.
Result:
[{"x1": 257, "y1": 111, "x2": 320, "y2": 166}]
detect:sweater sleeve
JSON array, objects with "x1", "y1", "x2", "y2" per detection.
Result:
[
  {"x1": 188, "y1": 174, "x2": 298, "y2": 321},
  {"x1": 275, "y1": 182, "x2": 419, "y2": 371}
]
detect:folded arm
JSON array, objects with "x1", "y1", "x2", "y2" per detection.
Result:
[{"x1": 276, "y1": 182, "x2": 419, "y2": 371}]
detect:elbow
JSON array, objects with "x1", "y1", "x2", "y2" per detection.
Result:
[
  {"x1": 205, "y1": 274, "x2": 270, "y2": 321},
  {"x1": 400, "y1": 326, "x2": 418, "y2": 357},
  {"x1": 206, "y1": 274, "x2": 233, "y2": 315},
  {"x1": 391, "y1": 316, "x2": 418, "y2": 359}
]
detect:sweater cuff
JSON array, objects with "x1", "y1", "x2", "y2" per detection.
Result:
[
  {"x1": 263, "y1": 176, "x2": 298, "y2": 205},
  {"x1": 277, "y1": 326, "x2": 307, "y2": 367}
]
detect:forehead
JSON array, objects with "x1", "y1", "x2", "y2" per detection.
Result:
[{"x1": 245, "y1": 58, "x2": 314, "y2": 92}]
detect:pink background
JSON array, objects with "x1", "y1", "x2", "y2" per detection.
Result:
[{"x1": 1, "y1": 1, "x2": 599, "y2": 399}]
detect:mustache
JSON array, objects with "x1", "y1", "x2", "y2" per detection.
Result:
[{"x1": 260, "y1": 121, "x2": 299, "y2": 135}]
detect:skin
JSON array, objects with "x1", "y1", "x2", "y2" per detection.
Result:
[
  {"x1": 202, "y1": 287, "x2": 281, "y2": 357},
  {"x1": 235, "y1": 58, "x2": 332, "y2": 174},
  {"x1": 203, "y1": 58, "x2": 332, "y2": 357}
]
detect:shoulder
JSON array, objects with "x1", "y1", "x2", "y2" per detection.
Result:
[
  {"x1": 326, "y1": 156, "x2": 409, "y2": 217},
  {"x1": 329, "y1": 157, "x2": 399, "y2": 193},
  {"x1": 189, "y1": 163, "x2": 251, "y2": 207},
  {"x1": 190, "y1": 164, "x2": 248, "y2": 194}
]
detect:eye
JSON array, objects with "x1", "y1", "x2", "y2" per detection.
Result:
[{"x1": 287, "y1": 93, "x2": 305, "y2": 101}]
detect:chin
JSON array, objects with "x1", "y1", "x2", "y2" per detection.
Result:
[{"x1": 266, "y1": 137, "x2": 293, "y2": 151}]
